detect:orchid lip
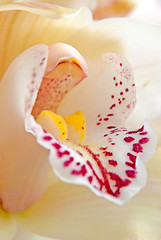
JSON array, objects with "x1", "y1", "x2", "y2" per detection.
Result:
[{"x1": 0, "y1": 42, "x2": 157, "y2": 214}]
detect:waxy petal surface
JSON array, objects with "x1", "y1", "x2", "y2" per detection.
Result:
[
  {"x1": 66, "y1": 18, "x2": 161, "y2": 126},
  {"x1": 0, "y1": 42, "x2": 87, "y2": 213},
  {"x1": 32, "y1": 43, "x2": 87, "y2": 117},
  {"x1": 58, "y1": 53, "x2": 136, "y2": 141},
  {"x1": 13, "y1": 224, "x2": 55, "y2": 240},
  {"x1": 0, "y1": 209, "x2": 16, "y2": 240},
  {"x1": 0, "y1": 3, "x2": 92, "y2": 80},
  {"x1": 53, "y1": 53, "x2": 157, "y2": 204},
  {"x1": 0, "y1": 44, "x2": 50, "y2": 213},
  {"x1": 15, "y1": 147, "x2": 161, "y2": 240}
]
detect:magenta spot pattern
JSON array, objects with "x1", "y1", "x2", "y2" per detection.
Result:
[{"x1": 26, "y1": 52, "x2": 156, "y2": 204}]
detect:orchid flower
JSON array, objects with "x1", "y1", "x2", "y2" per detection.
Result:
[{"x1": 0, "y1": 2, "x2": 161, "y2": 240}]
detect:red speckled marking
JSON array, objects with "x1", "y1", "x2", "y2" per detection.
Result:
[
  {"x1": 133, "y1": 143, "x2": 143, "y2": 153},
  {"x1": 126, "y1": 153, "x2": 136, "y2": 169},
  {"x1": 126, "y1": 170, "x2": 137, "y2": 178},
  {"x1": 127, "y1": 126, "x2": 144, "y2": 135},
  {"x1": 85, "y1": 146, "x2": 131, "y2": 197},
  {"x1": 71, "y1": 165, "x2": 87, "y2": 176},
  {"x1": 139, "y1": 138, "x2": 149, "y2": 144},
  {"x1": 110, "y1": 104, "x2": 116, "y2": 109},
  {"x1": 63, "y1": 157, "x2": 74, "y2": 167},
  {"x1": 124, "y1": 136, "x2": 135, "y2": 143},
  {"x1": 102, "y1": 151, "x2": 113, "y2": 157},
  {"x1": 43, "y1": 136, "x2": 52, "y2": 141},
  {"x1": 88, "y1": 176, "x2": 93, "y2": 183},
  {"x1": 108, "y1": 160, "x2": 118, "y2": 166},
  {"x1": 52, "y1": 143, "x2": 70, "y2": 158},
  {"x1": 140, "y1": 131, "x2": 148, "y2": 135},
  {"x1": 104, "y1": 118, "x2": 109, "y2": 121},
  {"x1": 107, "y1": 126, "x2": 116, "y2": 129}
]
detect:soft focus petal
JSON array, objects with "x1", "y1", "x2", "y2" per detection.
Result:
[
  {"x1": 13, "y1": 0, "x2": 97, "y2": 12},
  {"x1": 66, "y1": 18, "x2": 161, "y2": 126},
  {"x1": 93, "y1": 0, "x2": 138, "y2": 19},
  {"x1": 150, "y1": 116, "x2": 161, "y2": 144},
  {"x1": 0, "y1": 3, "x2": 92, "y2": 79},
  {"x1": 128, "y1": 0, "x2": 161, "y2": 24},
  {"x1": 0, "y1": 0, "x2": 12, "y2": 5},
  {"x1": 0, "y1": 44, "x2": 50, "y2": 213},
  {"x1": 13, "y1": 224, "x2": 56, "y2": 240},
  {"x1": 0, "y1": 209, "x2": 16, "y2": 240},
  {"x1": 15, "y1": 146, "x2": 161, "y2": 240}
]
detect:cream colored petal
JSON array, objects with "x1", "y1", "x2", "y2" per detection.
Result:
[
  {"x1": 0, "y1": 44, "x2": 50, "y2": 213},
  {"x1": 66, "y1": 18, "x2": 161, "y2": 127},
  {"x1": 13, "y1": 225, "x2": 56, "y2": 240},
  {"x1": 128, "y1": 0, "x2": 161, "y2": 24},
  {"x1": 0, "y1": 0, "x2": 12, "y2": 5},
  {"x1": 150, "y1": 116, "x2": 161, "y2": 144},
  {"x1": 0, "y1": 209, "x2": 16, "y2": 240},
  {"x1": 13, "y1": 0, "x2": 97, "y2": 12},
  {"x1": 93, "y1": 0, "x2": 138, "y2": 19},
  {"x1": 15, "y1": 146, "x2": 161, "y2": 240},
  {"x1": 0, "y1": 3, "x2": 92, "y2": 80}
]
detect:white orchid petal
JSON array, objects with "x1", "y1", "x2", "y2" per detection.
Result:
[
  {"x1": 13, "y1": 0, "x2": 97, "y2": 12},
  {"x1": 58, "y1": 52, "x2": 136, "y2": 142},
  {"x1": 15, "y1": 146, "x2": 161, "y2": 240},
  {"x1": 13, "y1": 224, "x2": 55, "y2": 240},
  {"x1": 37, "y1": 51, "x2": 156, "y2": 204},
  {"x1": 0, "y1": 209, "x2": 16, "y2": 240},
  {"x1": 0, "y1": 41, "x2": 88, "y2": 214},
  {"x1": 0, "y1": 44, "x2": 51, "y2": 213},
  {"x1": 66, "y1": 18, "x2": 161, "y2": 126}
]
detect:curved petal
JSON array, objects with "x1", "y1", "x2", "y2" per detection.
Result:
[
  {"x1": 0, "y1": 3, "x2": 92, "y2": 80},
  {"x1": 93, "y1": 0, "x2": 137, "y2": 19},
  {"x1": 13, "y1": 0, "x2": 97, "y2": 12},
  {"x1": 15, "y1": 146, "x2": 161, "y2": 240},
  {"x1": 150, "y1": 116, "x2": 161, "y2": 144},
  {"x1": 58, "y1": 52, "x2": 136, "y2": 141},
  {"x1": 13, "y1": 225, "x2": 55, "y2": 240},
  {"x1": 0, "y1": 209, "x2": 16, "y2": 240},
  {"x1": 0, "y1": 42, "x2": 88, "y2": 213},
  {"x1": 55, "y1": 53, "x2": 157, "y2": 204},
  {"x1": 0, "y1": 44, "x2": 50, "y2": 213},
  {"x1": 66, "y1": 18, "x2": 161, "y2": 126},
  {"x1": 128, "y1": 0, "x2": 161, "y2": 24}
]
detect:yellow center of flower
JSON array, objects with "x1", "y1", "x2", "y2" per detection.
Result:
[
  {"x1": 65, "y1": 111, "x2": 85, "y2": 142},
  {"x1": 36, "y1": 110, "x2": 67, "y2": 141},
  {"x1": 36, "y1": 110, "x2": 86, "y2": 143}
]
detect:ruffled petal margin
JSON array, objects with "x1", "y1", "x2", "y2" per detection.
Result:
[{"x1": 15, "y1": 146, "x2": 161, "y2": 240}]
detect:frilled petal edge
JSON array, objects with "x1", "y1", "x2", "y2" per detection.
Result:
[{"x1": 15, "y1": 146, "x2": 161, "y2": 240}]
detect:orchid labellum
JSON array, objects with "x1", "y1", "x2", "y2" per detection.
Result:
[
  {"x1": 0, "y1": 2, "x2": 161, "y2": 240},
  {"x1": 0, "y1": 42, "x2": 157, "y2": 212}
]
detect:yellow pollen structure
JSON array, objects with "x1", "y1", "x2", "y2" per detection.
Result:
[
  {"x1": 36, "y1": 110, "x2": 86, "y2": 143},
  {"x1": 64, "y1": 111, "x2": 86, "y2": 142},
  {"x1": 36, "y1": 110, "x2": 67, "y2": 141}
]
